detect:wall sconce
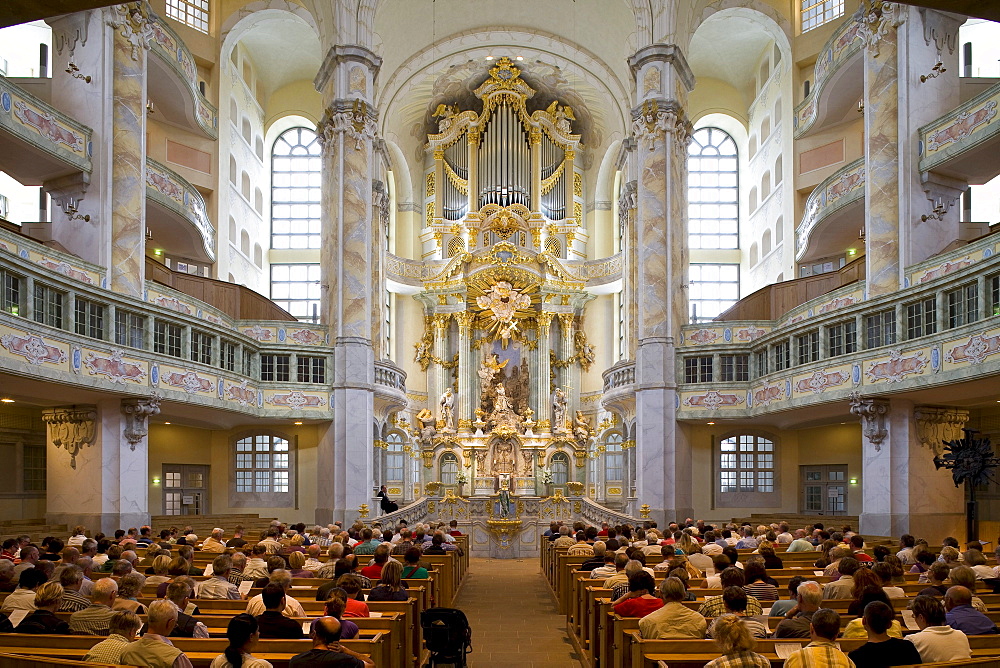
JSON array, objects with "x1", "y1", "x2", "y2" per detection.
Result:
[
  {"x1": 152, "y1": 477, "x2": 161, "y2": 485},
  {"x1": 65, "y1": 61, "x2": 91, "y2": 83},
  {"x1": 65, "y1": 201, "x2": 90, "y2": 223},
  {"x1": 921, "y1": 198, "x2": 947, "y2": 222},
  {"x1": 849, "y1": 477, "x2": 859, "y2": 485},
  {"x1": 920, "y1": 60, "x2": 946, "y2": 83},
  {"x1": 857, "y1": 99, "x2": 864, "y2": 114},
  {"x1": 146, "y1": 100, "x2": 155, "y2": 115}
]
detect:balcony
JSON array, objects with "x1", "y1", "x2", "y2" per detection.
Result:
[
  {"x1": 795, "y1": 157, "x2": 865, "y2": 263},
  {"x1": 145, "y1": 158, "x2": 215, "y2": 263},
  {"x1": 794, "y1": 16, "x2": 863, "y2": 139},
  {"x1": 147, "y1": 9, "x2": 218, "y2": 139},
  {"x1": 0, "y1": 75, "x2": 92, "y2": 185},
  {"x1": 374, "y1": 359, "x2": 407, "y2": 419},
  {"x1": 918, "y1": 81, "x2": 1000, "y2": 184},
  {"x1": 601, "y1": 360, "x2": 635, "y2": 417}
]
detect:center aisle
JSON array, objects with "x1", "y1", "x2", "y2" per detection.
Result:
[{"x1": 449, "y1": 556, "x2": 584, "y2": 667}]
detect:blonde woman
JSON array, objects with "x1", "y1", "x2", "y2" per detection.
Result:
[
  {"x1": 368, "y1": 560, "x2": 409, "y2": 601},
  {"x1": 145, "y1": 555, "x2": 173, "y2": 585},
  {"x1": 287, "y1": 551, "x2": 314, "y2": 578},
  {"x1": 705, "y1": 614, "x2": 770, "y2": 668}
]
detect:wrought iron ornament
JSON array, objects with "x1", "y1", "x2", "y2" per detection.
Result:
[{"x1": 933, "y1": 428, "x2": 1000, "y2": 488}]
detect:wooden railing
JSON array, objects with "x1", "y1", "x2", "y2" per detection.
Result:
[
  {"x1": 145, "y1": 257, "x2": 297, "y2": 322},
  {"x1": 713, "y1": 257, "x2": 865, "y2": 322}
]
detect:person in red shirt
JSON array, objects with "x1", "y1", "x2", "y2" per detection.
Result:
[
  {"x1": 334, "y1": 574, "x2": 370, "y2": 618},
  {"x1": 0, "y1": 539, "x2": 17, "y2": 562},
  {"x1": 850, "y1": 535, "x2": 874, "y2": 563},
  {"x1": 611, "y1": 571, "x2": 664, "y2": 618},
  {"x1": 359, "y1": 544, "x2": 389, "y2": 580},
  {"x1": 447, "y1": 520, "x2": 463, "y2": 537},
  {"x1": 597, "y1": 522, "x2": 609, "y2": 537}
]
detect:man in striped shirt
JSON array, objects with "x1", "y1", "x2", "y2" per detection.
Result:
[
  {"x1": 83, "y1": 611, "x2": 141, "y2": 664},
  {"x1": 783, "y1": 608, "x2": 855, "y2": 668}
]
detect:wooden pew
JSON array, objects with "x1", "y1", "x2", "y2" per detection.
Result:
[
  {"x1": 0, "y1": 635, "x2": 386, "y2": 668},
  {"x1": 0, "y1": 654, "x2": 125, "y2": 668}
]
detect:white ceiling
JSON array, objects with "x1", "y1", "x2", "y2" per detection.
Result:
[
  {"x1": 237, "y1": 16, "x2": 322, "y2": 97},
  {"x1": 688, "y1": 13, "x2": 774, "y2": 102}
]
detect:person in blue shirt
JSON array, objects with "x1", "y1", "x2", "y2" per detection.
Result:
[{"x1": 945, "y1": 586, "x2": 998, "y2": 635}]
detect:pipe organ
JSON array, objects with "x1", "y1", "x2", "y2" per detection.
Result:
[{"x1": 424, "y1": 57, "x2": 584, "y2": 260}]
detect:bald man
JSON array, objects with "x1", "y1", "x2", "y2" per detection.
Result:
[
  {"x1": 290, "y1": 616, "x2": 373, "y2": 668},
  {"x1": 945, "y1": 585, "x2": 998, "y2": 635}
]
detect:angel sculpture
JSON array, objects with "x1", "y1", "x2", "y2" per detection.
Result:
[
  {"x1": 476, "y1": 281, "x2": 532, "y2": 345},
  {"x1": 545, "y1": 101, "x2": 576, "y2": 133},
  {"x1": 432, "y1": 103, "x2": 459, "y2": 133}
]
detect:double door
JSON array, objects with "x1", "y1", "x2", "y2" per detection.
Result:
[
  {"x1": 162, "y1": 464, "x2": 210, "y2": 515},
  {"x1": 800, "y1": 464, "x2": 848, "y2": 515}
]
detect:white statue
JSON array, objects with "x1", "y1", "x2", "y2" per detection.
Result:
[
  {"x1": 439, "y1": 388, "x2": 455, "y2": 432},
  {"x1": 552, "y1": 387, "x2": 568, "y2": 433},
  {"x1": 494, "y1": 382, "x2": 513, "y2": 413}
]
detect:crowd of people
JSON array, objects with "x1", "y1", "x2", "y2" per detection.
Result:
[
  {"x1": 548, "y1": 518, "x2": 1000, "y2": 667},
  {"x1": 0, "y1": 518, "x2": 465, "y2": 667}
]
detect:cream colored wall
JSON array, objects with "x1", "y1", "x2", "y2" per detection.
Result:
[
  {"x1": 148, "y1": 422, "x2": 321, "y2": 518},
  {"x1": 265, "y1": 81, "x2": 322, "y2": 129},
  {"x1": 688, "y1": 421, "x2": 863, "y2": 519}
]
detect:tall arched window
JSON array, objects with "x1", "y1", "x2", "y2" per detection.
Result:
[
  {"x1": 440, "y1": 452, "x2": 459, "y2": 486},
  {"x1": 688, "y1": 128, "x2": 739, "y2": 249},
  {"x1": 604, "y1": 433, "x2": 623, "y2": 482},
  {"x1": 271, "y1": 127, "x2": 321, "y2": 250},
  {"x1": 551, "y1": 452, "x2": 569, "y2": 486},
  {"x1": 385, "y1": 433, "x2": 404, "y2": 483}
]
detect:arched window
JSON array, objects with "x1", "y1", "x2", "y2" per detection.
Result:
[
  {"x1": 775, "y1": 216, "x2": 784, "y2": 244},
  {"x1": 760, "y1": 117, "x2": 771, "y2": 141},
  {"x1": 761, "y1": 172, "x2": 771, "y2": 200},
  {"x1": 271, "y1": 127, "x2": 322, "y2": 250},
  {"x1": 774, "y1": 156, "x2": 783, "y2": 185},
  {"x1": 749, "y1": 242, "x2": 759, "y2": 266},
  {"x1": 255, "y1": 136, "x2": 264, "y2": 161},
  {"x1": 551, "y1": 452, "x2": 569, "y2": 486},
  {"x1": 386, "y1": 433, "x2": 404, "y2": 483},
  {"x1": 604, "y1": 433, "x2": 623, "y2": 482},
  {"x1": 241, "y1": 171, "x2": 250, "y2": 200},
  {"x1": 241, "y1": 118, "x2": 251, "y2": 144},
  {"x1": 254, "y1": 187, "x2": 263, "y2": 214},
  {"x1": 232, "y1": 433, "x2": 294, "y2": 506},
  {"x1": 228, "y1": 216, "x2": 237, "y2": 242},
  {"x1": 240, "y1": 230, "x2": 250, "y2": 255},
  {"x1": 762, "y1": 229, "x2": 772, "y2": 255},
  {"x1": 253, "y1": 243, "x2": 263, "y2": 268},
  {"x1": 229, "y1": 98, "x2": 238, "y2": 124},
  {"x1": 229, "y1": 155, "x2": 237, "y2": 185},
  {"x1": 688, "y1": 127, "x2": 739, "y2": 249},
  {"x1": 773, "y1": 98, "x2": 782, "y2": 124},
  {"x1": 716, "y1": 433, "x2": 777, "y2": 507},
  {"x1": 749, "y1": 187, "x2": 758, "y2": 212},
  {"x1": 440, "y1": 452, "x2": 459, "y2": 486},
  {"x1": 748, "y1": 135, "x2": 757, "y2": 157}
]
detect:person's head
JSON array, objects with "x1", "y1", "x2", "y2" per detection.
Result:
[
  {"x1": 404, "y1": 547, "x2": 423, "y2": 566},
  {"x1": 262, "y1": 582, "x2": 286, "y2": 611},
  {"x1": 108, "y1": 610, "x2": 142, "y2": 641},
  {"x1": 265, "y1": 556, "x2": 286, "y2": 574},
  {"x1": 111, "y1": 559, "x2": 133, "y2": 578},
  {"x1": 118, "y1": 572, "x2": 145, "y2": 598},
  {"x1": 722, "y1": 546, "x2": 740, "y2": 566},
  {"x1": 231, "y1": 552, "x2": 247, "y2": 572},
  {"x1": 335, "y1": 573, "x2": 363, "y2": 597},
  {"x1": 269, "y1": 569, "x2": 292, "y2": 591},
  {"x1": 210, "y1": 528, "x2": 224, "y2": 542},
  {"x1": 312, "y1": 616, "x2": 343, "y2": 646},
  {"x1": 176, "y1": 545, "x2": 194, "y2": 562},
  {"x1": 34, "y1": 581, "x2": 64, "y2": 611},
  {"x1": 928, "y1": 561, "x2": 950, "y2": 584},
  {"x1": 18, "y1": 568, "x2": 48, "y2": 591},
  {"x1": 147, "y1": 599, "x2": 179, "y2": 636},
  {"x1": 945, "y1": 585, "x2": 973, "y2": 611},
  {"x1": 91, "y1": 577, "x2": 118, "y2": 605},
  {"x1": 288, "y1": 551, "x2": 307, "y2": 570},
  {"x1": 627, "y1": 571, "x2": 655, "y2": 594},
  {"x1": 223, "y1": 613, "x2": 259, "y2": 666},
  {"x1": 851, "y1": 567, "x2": 880, "y2": 596},
  {"x1": 915, "y1": 547, "x2": 937, "y2": 567},
  {"x1": 743, "y1": 561, "x2": 766, "y2": 585},
  {"x1": 899, "y1": 534, "x2": 915, "y2": 548},
  {"x1": 786, "y1": 576, "x2": 805, "y2": 599},
  {"x1": 361, "y1": 528, "x2": 373, "y2": 541},
  {"x1": 943, "y1": 536, "x2": 959, "y2": 549},
  {"x1": 837, "y1": 556, "x2": 860, "y2": 577},
  {"x1": 950, "y1": 565, "x2": 977, "y2": 591},
  {"x1": 373, "y1": 544, "x2": 391, "y2": 566},
  {"x1": 59, "y1": 564, "x2": 83, "y2": 591},
  {"x1": 722, "y1": 585, "x2": 749, "y2": 614},
  {"x1": 19, "y1": 546, "x2": 39, "y2": 564},
  {"x1": 252, "y1": 544, "x2": 267, "y2": 558},
  {"x1": 862, "y1": 600, "x2": 895, "y2": 636},
  {"x1": 165, "y1": 580, "x2": 193, "y2": 608},
  {"x1": 60, "y1": 546, "x2": 80, "y2": 564},
  {"x1": 912, "y1": 594, "x2": 946, "y2": 627},
  {"x1": 795, "y1": 581, "x2": 823, "y2": 612},
  {"x1": 870, "y1": 562, "x2": 894, "y2": 586},
  {"x1": 809, "y1": 608, "x2": 841, "y2": 642},
  {"x1": 710, "y1": 614, "x2": 756, "y2": 654},
  {"x1": 658, "y1": 577, "x2": 687, "y2": 603},
  {"x1": 964, "y1": 549, "x2": 986, "y2": 566},
  {"x1": 719, "y1": 567, "x2": 745, "y2": 588},
  {"x1": 212, "y1": 554, "x2": 234, "y2": 577},
  {"x1": 379, "y1": 559, "x2": 404, "y2": 590}
]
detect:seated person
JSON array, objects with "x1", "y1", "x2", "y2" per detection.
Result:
[
  {"x1": 769, "y1": 576, "x2": 804, "y2": 618},
  {"x1": 288, "y1": 550, "x2": 315, "y2": 579},
  {"x1": 335, "y1": 574, "x2": 370, "y2": 618},
  {"x1": 368, "y1": 560, "x2": 409, "y2": 601},
  {"x1": 848, "y1": 601, "x2": 921, "y2": 667},
  {"x1": 321, "y1": 588, "x2": 359, "y2": 640},
  {"x1": 919, "y1": 562, "x2": 951, "y2": 597},
  {"x1": 906, "y1": 594, "x2": 972, "y2": 662},
  {"x1": 773, "y1": 581, "x2": 823, "y2": 639},
  {"x1": 945, "y1": 585, "x2": 998, "y2": 635},
  {"x1": 699, "y1": 567, "x2": 763, "y2": 618},
  {"x1": 401, "y1": 547, "x2": 429, "y2": 579},
  {"x1": 783, "y1": 609, "x2": 852, "y2": 668},
  {"x1": 639, "y1": 577, "x2": 707, "y2": 639},
  {"x1": 16, "y1": 582, "x2": 70, "y2": 634},
  {"x1": 255, "y1": 583, "x2": 304, "y2": 639},
  {"x1": 706, "y1": 586, "x2": 767, "y2": 639},
  {"x1": 705, "y1": 615, "x2": 770, "y2": 668},
  {"x1": 611, "y1": 571, "x2": 663, "y2": 618}
]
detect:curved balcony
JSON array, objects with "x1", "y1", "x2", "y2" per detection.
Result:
[
  {"x1": 795, "y1": 157, "x2": 865, "y2": 263},
  {"x1": 147, "y1": 9, "x2": 218, "y2": 139},
  {"x1": 580, "y1": 252, "x2": 624, "y2": 289},
  {"x1": 374, "y1": 359, "x2": 408, "y2": 419},
  {"x1": 384, "y1": 253, "x2": 427, "y2": 289},
  {"x1": 145, "y1": 157, "x2": 215, "y2": 263},
  {"x1": 794, "y1": 17, "x2": 863, "y2": 139},
  {"x1": 600, "y1": 360, "x2": 635, "y2": 417},
  {"x1": 919, "y1": 81, "x2": 1000, "y2": 183},
  {"x1": 0, "y1": 75, "x2": 92, "y2": 185}
]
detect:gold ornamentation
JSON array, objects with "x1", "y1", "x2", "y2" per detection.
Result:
[
  {"x1": 622, "y1": 439, "x2": 636, "y2": 450},
  {"x1": 453, "y1": 311, "x2": 474, "y2": 337},
  {"x1": 573, "y1": 172, "x2": 583, "y2": 198},
  {"x1": 557, "y1": 313, "x2": 575, "y2": 338},
  {"x1": 433, "y1": 149, "x2": 445, "y2": 161},
  {"x1": 358, "y1": 504, "x2": 370, "y2": 518},
  {"x1": 443, "y1": 160, "x2": 468, "y2": 195},
  {"x1": 425, "y1": 481, "x2": 441, "y2": 495},
  {"x1": 573, "y1": 501, "x2": 582, "y2": 514},
  {"x1": 485, "y1": 519, "x2": 523, "y2": 549},
  {"x1": 422, "y1": 450, "x2": 435, "y2": 469},
  {"x1": 573, "y1": 202, "x2": 582, "y2": 226},
  {"x1": 540, "y1": 160, "x2": 566, "y2": 195},
  {"x1": 566, "y1": 481, "x2": 584, "y2": 495},
  {"x1": 373, "y1": 439, "x2": 388, "y2": 450},
  {"x1": 607, "y1": 486, "x2": 623, "y2": 495},
  {"x1": 483, "y1": 241, "x2": 532, "y2": 267},
  {"x1": 428, "y1": 501, "x2": 436, "y2": 512},
  {"x1": 426, "y1": 172, "x2": 435, "y2": 197},
  {"x1": 476, "y1": 280, "x2": 534, "y2": 345},
  {"x1": 537, "y1": 311, "x2": 555, "y2": 335},
  {"x1": 426, "y1": 202, "x2": 436, "y2": 227},
  {"x1": 639, "y1": 504, "x2": 651, "y2": 518}
]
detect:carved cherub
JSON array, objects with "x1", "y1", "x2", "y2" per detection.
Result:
[{"x1": 432, "y1": 103, "x2": 459, "y2": 132}]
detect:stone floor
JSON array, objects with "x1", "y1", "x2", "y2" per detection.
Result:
[{"x1": 444, "y1": 556, "x2": 584, "y2": 667}]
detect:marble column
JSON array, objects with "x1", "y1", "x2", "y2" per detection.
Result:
[
  {"x1": 536, "y1": 312, "x2": 555, "y2": 430},
  {"x1": 315, "y1": 45, "x2": 382, "y2": 524},
  {"x1": 43, "y1": 397, "x2": 157, "y2": 533},
  {"x1": 106, "y1": 3, "x2": 150, "y2": 298},
  {"x1": 627, "y1": 45, "x2": 695, "y2": 525},
  {"x1": 859, "y1": 4, "x2": 902, "y2": 298},
  {"x1": 853, "y1": 395, "x2": 965, "y2": 540},
  {"x1": 455, "y1": 312, "x2": 474, "y2": 431}
]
